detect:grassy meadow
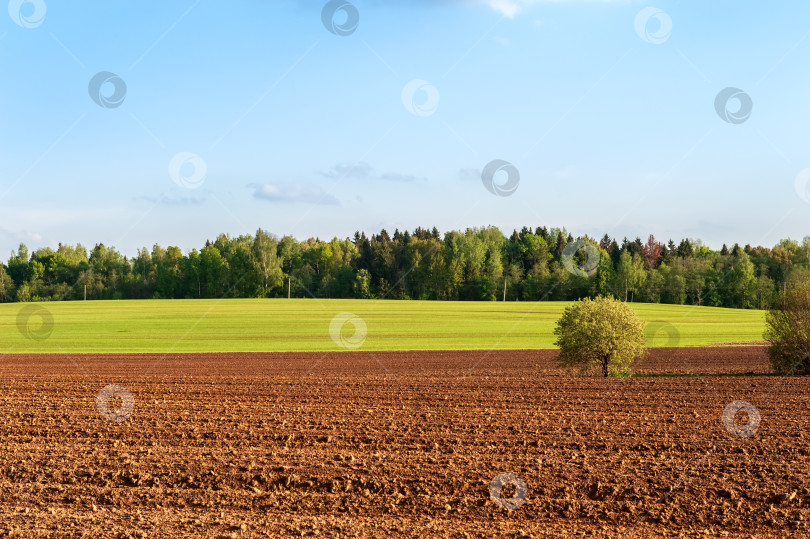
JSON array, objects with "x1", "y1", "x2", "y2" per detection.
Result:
[{"x1": 0, "y1": 299, "x2": 767, "y2": 354}]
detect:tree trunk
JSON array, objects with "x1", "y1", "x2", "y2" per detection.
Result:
[{"x1": 602, "y1": 356, "x2": 609, "y2": 377}]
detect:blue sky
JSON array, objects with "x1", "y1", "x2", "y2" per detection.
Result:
[{"x1": 1, "y1": 0, "x2": 809, "y2": 257}]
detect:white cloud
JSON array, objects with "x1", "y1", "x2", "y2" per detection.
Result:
[
  {"x1": 248, "y1": 183, "x2": 339, "y2": 205},
  {"x1": 322, "y1": 162, "x2": 426, "y2": 183},
  {"x1": 321, "y1": 161, "x2": 373, "y2": 180},
  {"x1": 483, "y1": 0, "x2": 625, "y2": 18},
  {"x1": 138, "y1": 195, "x2": 206, "y2": 206},
  {"x1": 487, "y1": 0, "x2": 522, "y2": 18},
  {"x1": 379, "y1": 172, "x2": 426, "y2": 183},
  {"x1": 0, "y1": 226, "x2": 41, "y2": 244}
]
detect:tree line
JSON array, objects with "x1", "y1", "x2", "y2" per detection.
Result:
[{"x1": 1, "y1": 226, "x2": 808, "y2": 309}]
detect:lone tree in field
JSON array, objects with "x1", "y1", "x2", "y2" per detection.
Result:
[
  {"x1": 764, "y1": 280, "x2": 810, "y2": 375},
  {"x1": 554, "y1": 296, "x2": 646, "y2": 377}
]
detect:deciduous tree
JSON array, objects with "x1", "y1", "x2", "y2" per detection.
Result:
[
  {"x1": 554, "y1": 296, "x2": 646, "y2": 377},
  {"x1": 764, "y1": 280, "x2": 810, "y2": 374}
]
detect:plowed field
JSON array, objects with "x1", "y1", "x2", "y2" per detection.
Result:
[{"x1": 1, "y1": 347, "x2": 808, "y2": 538}]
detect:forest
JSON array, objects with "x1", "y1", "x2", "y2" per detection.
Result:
[{"x1": 1, "y1": 226, "x2": 807, "y2": 309}]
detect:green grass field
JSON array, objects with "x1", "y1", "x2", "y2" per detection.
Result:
[{"x1": 0, "y1": 299, "x2": 767, "y2": 354}]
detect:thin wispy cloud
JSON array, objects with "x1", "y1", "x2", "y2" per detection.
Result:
[
  {"x1": 0, "y1": 226, "x2": 41, "y2": 245},
  {"x1": 486, "y1": 0, "x2": 523, "y2": 17},
  {"x1": 0, "y1": 207, "x2": 123, "y2": 227},
  {"x1": 380, "y1": 172, "x2": 427, "y2": 183},
  {"x1": 459, "y1": 168, "x2": 481, "y2": 181},
  {"x1": 321, "y1": 162, "x2": 373, "y2": 180},
  {"x1": 248, "y1": 183, "x2": 339, "y2": 205},
  {"x1": 138, "y1": 195, "x2": 206, "y2": 206},
  {"x1": 322, "y1": 162, "x2": 426, "y2": 183},
  {"x1": 482, "y1": 0, "x2": 625, "y2": 18}
]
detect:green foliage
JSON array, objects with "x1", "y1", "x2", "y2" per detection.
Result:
[
  {"x1": 0, "y1": 265, "x2": 14, "y2": 302},
  {"x1": 554, "y1": 296, "x2": 646, "y2": 377},
  {"x1": 353, "y1": 269, "x2": 373, "y2": 299},
  {"x1": 594, "y1": 250, "x2": 614, "y2": 297},
  {"x1": 613, "y1": 252, "x2": 646, "y2": 302},
  {"x1": 0, "y1": 228, "x2": 806, "y2": 307},
  {"x1": 764, "y1": 281, "x2": 810, "y2": 375},
  {"x1": 15, "y1": 284, "x2": 31, "y2": 302}
]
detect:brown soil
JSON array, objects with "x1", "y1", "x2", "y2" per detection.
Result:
[{"x1": 0, "y1": 347, "x2": 807, "y2": 538}]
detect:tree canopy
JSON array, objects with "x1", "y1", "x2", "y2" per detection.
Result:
[
  {"x1": 0, "y1": 227, "x2": 807, "y2": 308},
  {"x1": 554, "y1": 296, "x2": 646, "y2": 377},
  {"x1": 764, "y1": 280, "x2": 810, "y2": 375}
]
